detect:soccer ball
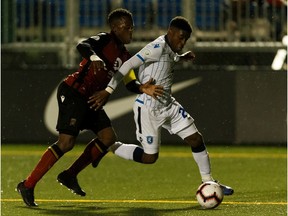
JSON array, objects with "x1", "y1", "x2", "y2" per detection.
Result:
[{"x1": 196, "y1": 181, "x2": 224, "y2": 209}]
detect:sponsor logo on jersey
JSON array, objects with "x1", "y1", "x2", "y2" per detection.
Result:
[
  {"x1": 154, "y1": 44, "x2": 160, "y2": 48},
  {"x1": 60, "y1": 95, "x2": 65, "y2": 102}
]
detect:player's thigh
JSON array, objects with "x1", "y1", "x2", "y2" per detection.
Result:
[
  {"x1": 89, "y1": 109, "x2": 116, "y2": 146},
  {"x1": 164, "y1": 102, "x2": 197, "y2": 139},
  {"x1": 56, "y1": 82, "x2": 87, "y2": 136},
  {"x1": 133, "y1": 103, "x2": 161, "y2": 154}
]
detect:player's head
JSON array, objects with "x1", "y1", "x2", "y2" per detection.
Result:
[
  {"x1": 167, "y1": 16, "x2": 192, "y2": 53},
  {"x1": 108, "y1": 8, "x2": 134, "y2": 44}
]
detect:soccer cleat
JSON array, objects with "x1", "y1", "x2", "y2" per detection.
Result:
[
  {"x1": 215, "y1": 180, "x2": 234, "y2": 195},
  {"x1": 57, "y1": 171, "x2": 86, "y2": 196},
  {"x1": 16, "y1": 181, "x2": 38, "y2": 207}
]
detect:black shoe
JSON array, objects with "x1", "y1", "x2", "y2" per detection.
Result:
[
  {"x1": 16, "y1": 181, "x2": 38, "y2": 207},
  {"x1": 57, "y1": 171, "x2": 86, "y2": 196}
]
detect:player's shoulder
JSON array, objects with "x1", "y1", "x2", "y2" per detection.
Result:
[
  {"x1": 90, "y1": 32, "x2": 111, "y2": 42},
  {"x1": 139, "y1": 35, "x2": 165, "y2": 60},
  {"x1": 147, "y1": 35, "x2": 166, "y2": 50}
]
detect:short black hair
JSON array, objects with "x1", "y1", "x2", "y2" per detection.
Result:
[
  {"x1": 108, "y1": 8, "x2": 133, "y2": 25},
  {"x1": 169, "y1": 16, "x2": 192, "y2": 34}
]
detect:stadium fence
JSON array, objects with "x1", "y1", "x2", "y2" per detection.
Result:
[{"x1": 1, "y1": 0, "x2": 287, "y2": 68}]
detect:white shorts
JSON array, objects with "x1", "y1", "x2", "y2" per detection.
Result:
[{"x1": 133, "y1": 100, "x2": 198, "y2": 154}]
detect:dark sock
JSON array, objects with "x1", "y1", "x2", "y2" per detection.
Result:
[
  {"x1": 133, "y1": 147, "x2": 144, "y2": 163},
  {"x1": 67, "y1": 139, "x2": 108, "y2": 175},
  {"x1": 191, "y1": 143, "x2": 206, "y2": 153}
]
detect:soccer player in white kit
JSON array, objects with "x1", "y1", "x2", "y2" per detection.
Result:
[{"x1": 90, "y1": 16, "x2": 234, "y2": 195}]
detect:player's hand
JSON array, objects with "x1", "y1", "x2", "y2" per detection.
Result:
[
  {"x1": 139, "y1": 78, "x2": 164, "y2": 100},
  {"x1": 179, "y1": 51, "x2": 195, "y2": 62},
  {"x1": 91, "y1": 60, "x2": 105, "y2": 73},
  {"x1": 88, "y1": 90, "x2": 110, "y2": 110}
]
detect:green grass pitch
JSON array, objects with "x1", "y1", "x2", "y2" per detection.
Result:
[{"x1": 1, "y1": 144, "x2": 287, "y2": 216}]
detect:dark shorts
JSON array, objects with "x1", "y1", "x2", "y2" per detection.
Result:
[{"x1": 56, "y1": 82, "x2": 111, "y2": 136}]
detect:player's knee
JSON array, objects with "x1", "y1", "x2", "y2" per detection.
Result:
[
  {"x1": 97, "y1": 128, "x2": 117, "y2": 147},
  {"x1": 184, "y1": 132, "x2": 204, "y2": 149},
  {"x1": 142, "y1": 153, "x2": 158, "y2": 164},
  {"x1": 99, "y1": 136, "x2": 116, "y2": 147},
  {"x1": 57, "y1": 134, "x2": 76, "y2": 153}
]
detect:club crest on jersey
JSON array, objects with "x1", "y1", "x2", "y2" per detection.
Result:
[{"x1": 146, "y1": 136, "x2": 153, "y2": 144}]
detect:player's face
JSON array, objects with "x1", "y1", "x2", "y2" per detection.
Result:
[
  {"x1": 168, "y1": 27, "x2": 190, "y2": 53},
  {"x1": 114, "y1": 16, "x2": 134, "y2": 44}
]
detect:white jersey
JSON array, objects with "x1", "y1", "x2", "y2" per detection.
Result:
[
  {"x1": 135, "y1": 35, "x2": 179, "y2": 109},
  {"x1": 108, "y1": 35, "x2": 197, "y2": 152}
]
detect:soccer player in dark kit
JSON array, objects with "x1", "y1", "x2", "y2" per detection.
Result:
[{"x1": 16, "y1": 8, "x2": 163, "y2": 207}]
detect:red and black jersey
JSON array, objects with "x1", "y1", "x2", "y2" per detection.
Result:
[{"x1": 64, "y1": 32, "x2": 132, "y2": 97}]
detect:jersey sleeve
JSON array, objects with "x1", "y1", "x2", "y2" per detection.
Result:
[
  {"x1": 135, "y1": 41, "x2": 163, "y2": 63},
  {"x1": 76, "y1": 33, "x2": 110, "y2": 59},
  {"x1": 107, "y1": 40, "x2": 164, "y2": 92},
  {"x1": 117, "y1": 41, "x2": 164, "y2": 76},
  {"x1": 107, "y1": 54, "x2": 141, "y2": 91}
]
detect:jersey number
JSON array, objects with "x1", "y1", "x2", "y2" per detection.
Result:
[{"x1": 179, "y1": 107, "x2": 187, "y2": 118}]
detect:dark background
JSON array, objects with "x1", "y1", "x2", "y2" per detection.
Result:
[{"x1": 2, "y1": 50, "x2": 286, "y2": 145}]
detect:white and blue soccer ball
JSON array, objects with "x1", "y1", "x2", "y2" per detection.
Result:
[{"x1": 196, "y1": 181, "x2": 224, "y2": 209}]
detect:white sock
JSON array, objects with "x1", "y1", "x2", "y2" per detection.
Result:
[
  {"x1": 110, "y1": 142, "x2": 138, "y2": 161},
  {"x1": 192, "y1": 150, "x2": 213, "y2": 182}
]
